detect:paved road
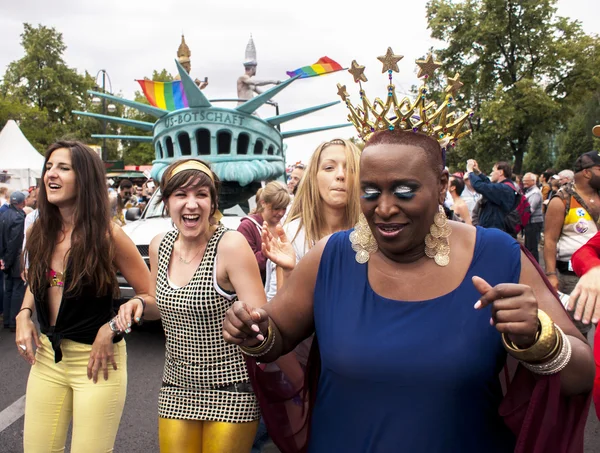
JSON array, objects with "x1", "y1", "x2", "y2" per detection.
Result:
[{"x1": 0, "y1": 322, "x2": 598, "y2": 452}]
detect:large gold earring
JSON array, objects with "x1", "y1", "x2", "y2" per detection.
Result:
[
  {"x1": 349, "y1": 214, "x2": 378, "y2": 264},
  {"x1": 424, "y1": 205, "x2": 452, "y2": 267}
]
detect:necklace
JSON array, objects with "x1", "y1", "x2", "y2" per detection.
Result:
[
  {"x1": 574, "y1": 184, "x2": 598, "y2": 204},
  {"x1": 178, "y1": 241, "x2": 203, "y2": 265}
]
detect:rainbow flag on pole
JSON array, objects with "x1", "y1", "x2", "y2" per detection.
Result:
[
  {"x1": 137, "y1": 80, "x2": 189, "y2": 111},
  {"x1": 286, "y1": 57, "x2": 344, "y2": 79}
]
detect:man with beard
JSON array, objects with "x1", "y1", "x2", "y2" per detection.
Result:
[{"x1": 544, "y1": 150, "x2": 600, "y2": 335}]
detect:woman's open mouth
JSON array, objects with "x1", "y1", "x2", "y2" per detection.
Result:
[
  {"x1": 182, "y1": 214, "x2": 200, "y2": 228},
  {"x1": 375, "y1": 223, "x2": 406, "y2": 238}
]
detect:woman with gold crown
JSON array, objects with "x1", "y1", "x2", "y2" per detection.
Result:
[
  {"x1": 117, "y1": 158, "x2": 264, "y2": 452},
  {"x1": 222, "y1": 50, "x2": 594, "y2": 453}
]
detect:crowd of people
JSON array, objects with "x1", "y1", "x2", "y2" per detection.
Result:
[
  {"x1": 443, "y1": 152, "x2": 600, "y2": 340},
  {"x1": 0, "y1": 125, "x2": 598, "y2": 452},
  {"x1": 108, "y1": 177, "x2": 156, "y2": 226}
]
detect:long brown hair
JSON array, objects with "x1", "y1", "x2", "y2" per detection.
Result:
[
  {"x1": 285, "y1": 138, "x2": 361, "y2": 248},
  {"x1": 26, "y1": 141, "x2": 117, "y2": 298}
]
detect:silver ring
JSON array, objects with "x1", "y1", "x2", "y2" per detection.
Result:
[{"x1": 18, "y1": 344, "x2": 26, "y2": 351}]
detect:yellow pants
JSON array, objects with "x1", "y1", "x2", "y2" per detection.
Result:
[
  {"x1": 23, "y1": 334, "x2": 127, "y2": 453},
  {"x1": 158, "y1": 417, "x2": 259, "y2": 453}
]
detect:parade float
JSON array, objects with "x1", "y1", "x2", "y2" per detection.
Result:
[{"x1": 74, "y1": 36, "x2": 350, "y2": 209}]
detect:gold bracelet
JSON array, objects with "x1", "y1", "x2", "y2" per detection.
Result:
[
  {"x1": 502, "y1": 309, "x2": 558, "y2": 363},
  {"x1": 240, "y1": 321, "x2": 275, "y2": 357},
  {"x1": 522, "y1": 325, "x2": 572, "y2": 375}
]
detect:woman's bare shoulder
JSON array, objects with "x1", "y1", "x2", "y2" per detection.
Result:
[{"x1": 448, "y1": 221, "x2": 477, "y2": 251}]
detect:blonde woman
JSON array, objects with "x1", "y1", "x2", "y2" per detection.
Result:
[
  {"x1": 264, "y1": 138, "x2": 362, "y2": 304},
  {"x1": 238, "y1": 182, "x2": 290, "y2": 284}
]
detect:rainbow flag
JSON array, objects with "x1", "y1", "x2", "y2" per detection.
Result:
[
  {"x1": 286, "y1": 57, "x2": 344, "y2": 79},
  {"x1": 137, "y1": 80, "x2": 188, "y2": 111}
]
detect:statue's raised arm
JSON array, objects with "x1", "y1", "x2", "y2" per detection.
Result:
[{"x1": 237, "y1": 35, "x2": 281, "y2": 105}]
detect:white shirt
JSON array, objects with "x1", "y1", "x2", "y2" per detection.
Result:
[
  {"x1": 461, "y1": 186, "x2": 481, "y2": 215},
  {"x1": 444, "y1": 190, "x2": 454, "y2": 208}
]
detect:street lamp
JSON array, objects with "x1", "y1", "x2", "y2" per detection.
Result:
[{"x1": 93, "y1": 70, "x2": 116, "y2": 162}]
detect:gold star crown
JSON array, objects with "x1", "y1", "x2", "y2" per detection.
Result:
[{"x1": 338, "y1": 48, "x2": 474, "y2": 151}]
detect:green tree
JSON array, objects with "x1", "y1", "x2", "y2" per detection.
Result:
[
  {"x1": 554, "y1": 94, "x2": 600, "y2": 169},
  {"x1": 426, "y1": 0, "x2": 600, "y2": 174},
  {"x1": 2, "y1": 24, "x2": 92, "y2": 125},
  {"x1": 522, "y1": 132, "x2": 555, "y2": 174},
  {"x1": 555, "y1": 114, "x2": 593, "y2": 169},
  {"x1": 0, "y1": 23, "x2": 124, "y2": 155},
  {"x1": 0, "y1": 96, "x2": 56, "y2": 153}
]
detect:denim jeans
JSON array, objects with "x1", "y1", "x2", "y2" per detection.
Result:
[
  {"x1": 0, "y1": 271, "x2": 4, "y2": 322},
  {"x1": 4, "y1": 276, "x2": 25, "y2": 328},
  {"x1": 524, "y1": 222, "x2": 543, "y2": 263}
]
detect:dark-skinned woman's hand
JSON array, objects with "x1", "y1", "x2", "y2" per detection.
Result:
[
  {"x1": 472, "y1": 276, "x2": 539, "y2": 348},
  {"x1": 223, "y1": 301, "x2": 270, "y2": 347}
]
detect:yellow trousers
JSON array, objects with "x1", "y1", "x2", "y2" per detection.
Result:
[
  {"x1": 158, "y1": 417, "x2": 259, "y2": 453},
  {"x1": 23, "y1": 334, "x2": 127, "y2": 453}
]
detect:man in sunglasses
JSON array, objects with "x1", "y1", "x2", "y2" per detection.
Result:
[{"x1": 118, "y1": 179, "x2": 137, "y2": 208}]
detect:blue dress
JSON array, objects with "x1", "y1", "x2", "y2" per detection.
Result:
[{"x1": 308, "y1": 227, "x2": 519, "y2": 453}]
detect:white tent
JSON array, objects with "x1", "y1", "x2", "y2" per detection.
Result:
[{"x1": 0, "y1": 120, "x2": 44, "y2": 190}]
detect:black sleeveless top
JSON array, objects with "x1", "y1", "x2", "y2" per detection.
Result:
[{"x1": 34, "y1": 266, "x2": 120, "y2": 363}]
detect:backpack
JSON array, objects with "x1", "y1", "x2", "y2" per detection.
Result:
[{"x1": 502, "y1": 180, "x2": 531, "y2": 236}]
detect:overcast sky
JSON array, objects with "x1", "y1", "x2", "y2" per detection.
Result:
[{"x1": 0, "y1": 0, "x2": 598, "y2": 164}]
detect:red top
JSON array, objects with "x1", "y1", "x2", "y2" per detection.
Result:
[
  {"x1": 571, "y1": 231, "x2": 600, "y2": 276},
  {"x1": 570, "y1": 231, "x2": 600, "y2": 421},
  {"x1": 236, "y1": 214, "x2": 267, "y2": 282}
]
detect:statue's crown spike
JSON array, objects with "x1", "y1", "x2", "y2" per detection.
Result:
[{"x1": 338, "y1": 48, "x2": 474, "y2": 151}]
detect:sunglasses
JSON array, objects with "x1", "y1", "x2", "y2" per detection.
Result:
[{"x1": 321, "y1": 139, "x2": 346, "y2": 151}]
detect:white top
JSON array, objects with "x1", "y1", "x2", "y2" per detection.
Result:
[
  {"x1": 461, "y1": 187, "x2": 481, "y2": 215},
  {"x1": 264, "y1": 218, "x2": 310, "y2": 301},
  {"x1": 444, "y1": 190, "x2": 454, "y2": 208}
]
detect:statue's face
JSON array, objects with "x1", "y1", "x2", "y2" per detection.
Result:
[
  {"x1": 182, "y1": 61, "x2": 191, "y2": 73},
  {"x1": 246, "y1": 65, "x2": 256, "y2": 76}
]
